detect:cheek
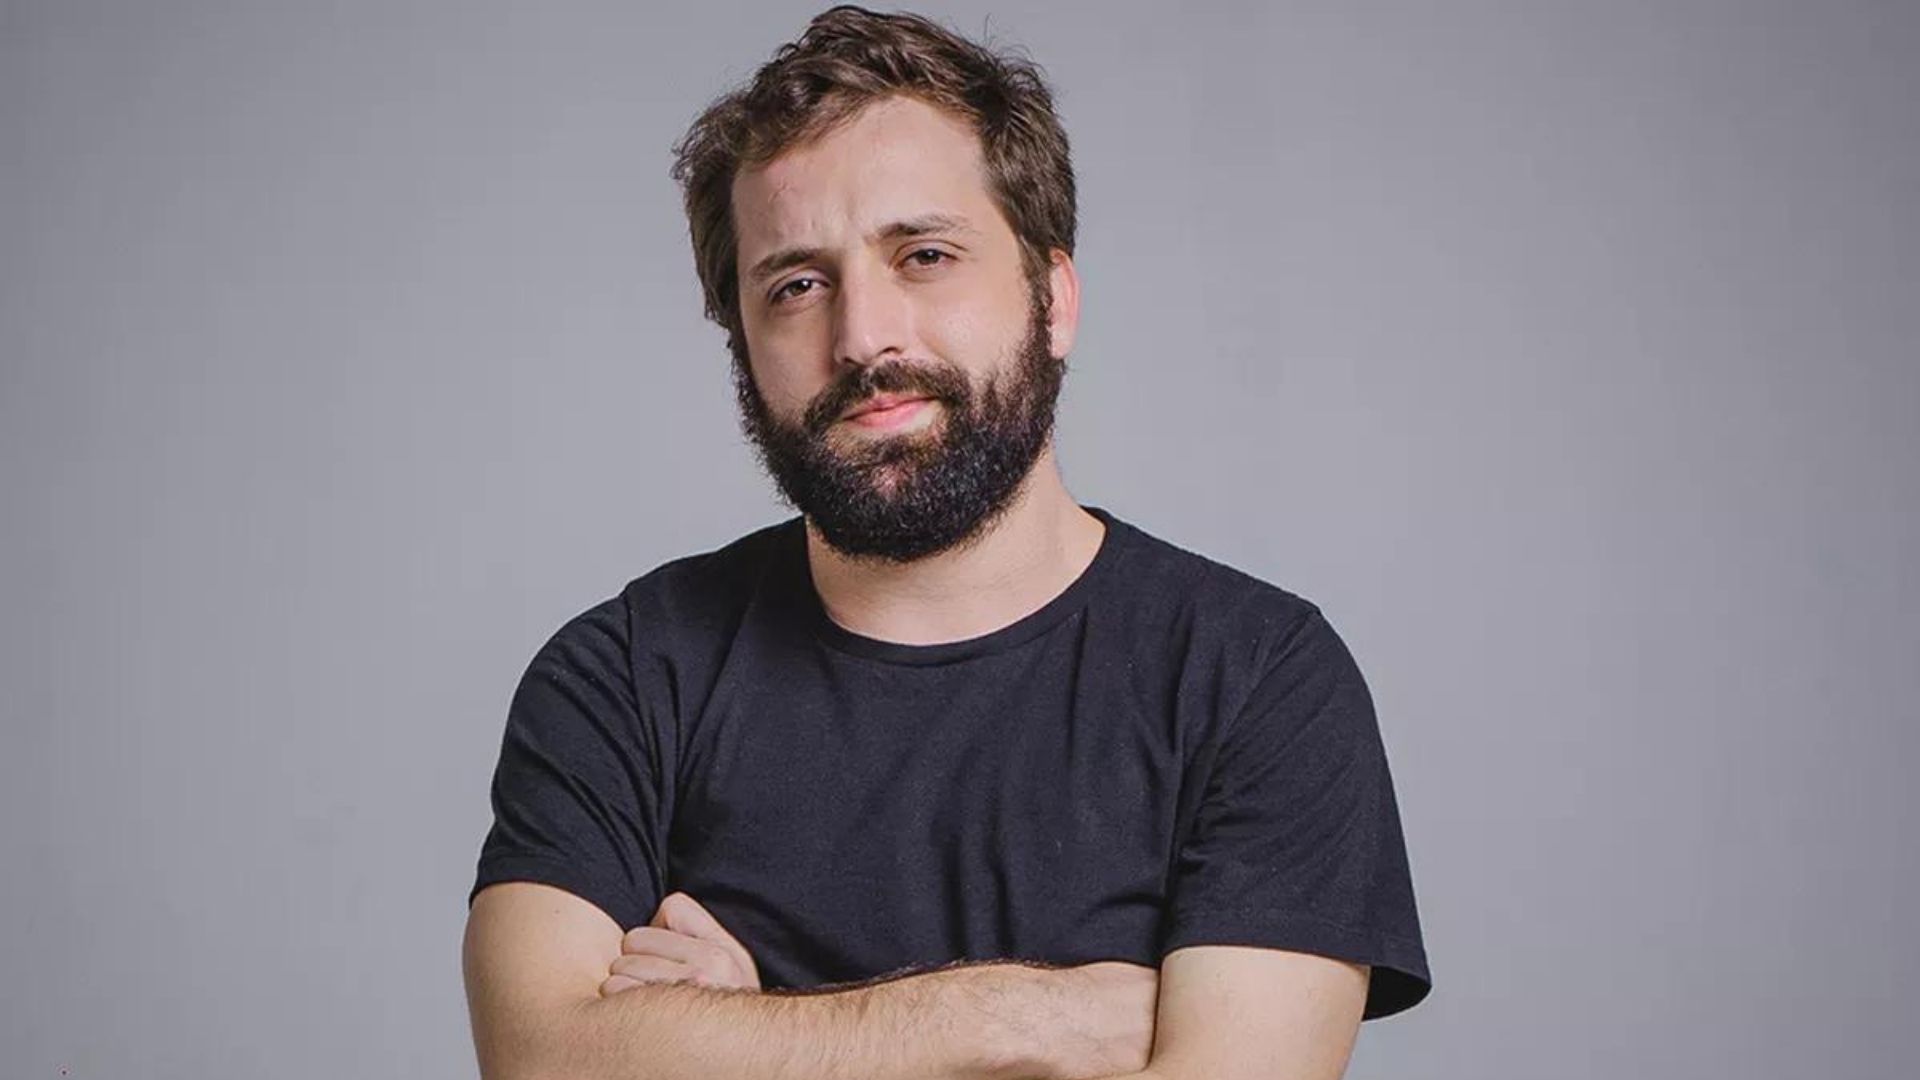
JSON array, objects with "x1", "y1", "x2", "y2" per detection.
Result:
[
  {"x1": 914, "y1": 290, "x2": 999, "y2": 367},
  {"x1": 929, "y1": 298, "x2": 1023, "y2": 377},
  {"x1": 743, "y1": 340, "x2": 824, "y2": 418},
  {"x1": 752, "y1": 362, "x2": 806, "y2": 415}
]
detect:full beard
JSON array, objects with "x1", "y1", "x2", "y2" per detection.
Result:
[{"x1": 732, "y1": 296, "x2": 1064, "y2": 564}]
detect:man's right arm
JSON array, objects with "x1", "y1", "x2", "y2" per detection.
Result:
[{"x1": 463, "y1": 881, "x2": 1155, "y2": 1080}]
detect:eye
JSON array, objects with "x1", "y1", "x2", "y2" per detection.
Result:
[
  {"x1": 770, "y1": 277, "x2": 819, "y2": 305},
  {"x1": 905, "y1": 247, "x2": 952, "y2": 268}
]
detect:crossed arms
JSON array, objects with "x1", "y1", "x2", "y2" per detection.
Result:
[{"x1": 463, "y1": 881, "x2": 1370, "y2": 1080}]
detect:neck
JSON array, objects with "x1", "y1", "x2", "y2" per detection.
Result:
[{"x1": 803, "y1": 446, "x2": 1106, "y2": 646}]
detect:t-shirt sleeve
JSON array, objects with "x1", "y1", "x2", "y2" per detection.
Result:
[
  {"x1": 468, "y1": 598, "x2": 668, "y2": 933},
  {"x1": 1161, "y1": 605, "x2": 1433, "y2": 1020}
]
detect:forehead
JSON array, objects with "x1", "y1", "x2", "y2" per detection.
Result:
[{"x1": 731, "y1": 95, "x2": 1004, "y2": 256}]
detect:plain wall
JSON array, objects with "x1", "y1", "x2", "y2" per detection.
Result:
[{"x1": 3, "y1": 1, "x2": 1916, "y2": 1077}]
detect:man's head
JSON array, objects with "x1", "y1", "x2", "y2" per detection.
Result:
[{"x1": 670, "y1": 5, "x2": 1080, "y2": 563}]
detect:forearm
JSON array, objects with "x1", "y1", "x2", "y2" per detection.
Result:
[{"x1": 492, "y1": 961, "x2": 1060, "y2": 1080}]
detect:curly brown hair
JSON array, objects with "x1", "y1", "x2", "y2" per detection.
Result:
[{"x1": 669, "y1": 4, "x2": 1077, "y2": 365}]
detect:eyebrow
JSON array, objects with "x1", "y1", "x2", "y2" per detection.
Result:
[{"x1": 744, "y1": 212, "x2": 981, "y2": 287}]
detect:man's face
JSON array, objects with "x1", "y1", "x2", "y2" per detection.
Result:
[{"x1": 729, "y1": 95, "x2": 1075, "y2": 563}]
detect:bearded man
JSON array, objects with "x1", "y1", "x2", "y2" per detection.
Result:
[{"x1": 463, "y1": 7, "x2": 1431, "y2": 1079}]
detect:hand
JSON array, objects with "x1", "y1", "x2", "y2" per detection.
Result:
[
  {"x1": 1038, "y1": 960, "x2": 1160, "y2": 1080},
  {"x1": 599, "y1": 891, "x2": 763, "y2": 996}
]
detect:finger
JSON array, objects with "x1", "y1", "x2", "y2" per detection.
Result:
[
  {"x1": 608, "y1": 954, "x2": 696, "y2": 985},
  {"x1": 622, "y1": 926, "x2": 754, "y2": 989},
  {"x1": 621, "y1": 926, "x2": 723, "y2": 966},
  {"x1": 610, "y1": 952, "x2": 743, "y2": 991},
  {"x1": 599, "y1": 974, "x2": 644, "y2": 996},
  {"x1": 651, "y1": 892, "x2": 739, "y2": 945},
  {"x1": 647, "y1": 893, "x2": 761, "y2": 984}
]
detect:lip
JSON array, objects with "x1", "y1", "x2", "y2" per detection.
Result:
[
  {"x1": 842, "y1": 394, "x2": 933, "y2": 420},
  {"x1": 843, "y1": 396, "x2": 935, "y2": 430}
]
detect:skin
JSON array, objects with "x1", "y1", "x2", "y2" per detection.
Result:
[
  {"x1": 730, "y1": 93, "x2": 1106, "y2": 647},
  {"x1": 601, "y1": 891, "x2": 762, "y2": 995},
  {"x1": 605, "y1": 892, "x2": 1369, "y2": 1080},
  {"x1": 596, "y1": 94, "x2": 1375, "y2": 1078},
  {"x1": 460, "y1": 97, "x2": 1162, "y2": 1080}
]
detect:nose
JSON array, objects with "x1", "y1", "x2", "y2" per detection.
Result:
[{"x1": 830, "y1": 259, "x2": 912, "y2": 371}]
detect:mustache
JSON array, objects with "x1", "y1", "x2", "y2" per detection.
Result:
[{"x1": 802, "y1": 360, "x2": 971, "y2": 435}]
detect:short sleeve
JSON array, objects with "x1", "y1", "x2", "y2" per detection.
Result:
[
  {"x1": 468, "y1": 598, "x2": 668, "y2": 932},
  {"x1": 1162, "y1": 606, "x2": 1433, "y2": 1020}
]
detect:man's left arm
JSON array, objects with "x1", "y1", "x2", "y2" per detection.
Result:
[
  {"x1": 1096, "y1": 944, "x2": 1369, "y2": 1080},
  {"x1": 1112, "y1": 603, "x2": 1430, "y2": 1079}
]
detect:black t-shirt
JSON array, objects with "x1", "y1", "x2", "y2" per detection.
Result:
[{"x1": 470, "y1": 506, "x2": 1432, "y2": 1020}]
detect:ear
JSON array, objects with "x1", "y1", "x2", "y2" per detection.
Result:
[{"x1": 1044, "y1": 248, "x2": 1081, "y2": 360}]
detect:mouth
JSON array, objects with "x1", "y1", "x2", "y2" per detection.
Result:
[{"x1": 841, "y1": 395, "x2": 935, "y2": 430}]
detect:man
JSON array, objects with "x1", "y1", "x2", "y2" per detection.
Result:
[{"x1": 463, "y1": 6, "x2": 1432, "y2": 1079}]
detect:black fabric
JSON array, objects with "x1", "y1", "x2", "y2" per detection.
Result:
[{"x1": 470, "y1": 506, "x2": 1432, "y2": 1020}]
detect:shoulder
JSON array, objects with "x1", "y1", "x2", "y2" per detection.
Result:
[
  {"x1": 532, "y1": 517, "x2": 800, "y2": 670},
  {"x1": 1101, "y1": 510, "x2": 1329, "y2": 673}
]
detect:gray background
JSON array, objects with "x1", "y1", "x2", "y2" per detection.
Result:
[{"x1": 3, "y1": 1, "x2": 1915, "y2": 1077}]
